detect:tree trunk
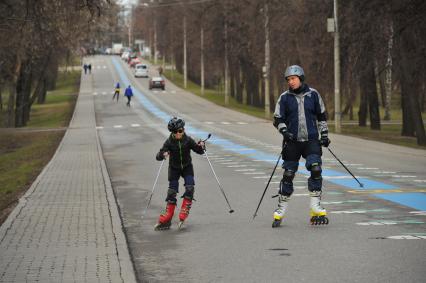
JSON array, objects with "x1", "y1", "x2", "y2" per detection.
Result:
[
  {"x1": 15, "y1": 60, "x2": 32, "y2": 127},
  {"x1": 383, "y1": 23, "x2": 393, "y2": 120},
  {"x1": 398, "y1": 40, "x2": 426, "y2": 144},
  {"x1": 400, "y1": 83, "x2": 415, "y2": 136},
  {"x1": 358, "y1": 78, "x2": 368, "y2": 127},
  {"x1": 368, "y1": 64, "x2": 381, "y2": 130}
]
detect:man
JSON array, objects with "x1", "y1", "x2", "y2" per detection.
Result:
[
  {"x1": 272, "y1": 65, "x2": 331, "y2": 227},
  {"x1": 124, "y1": 85, "x2": 133, "y2": 107}
]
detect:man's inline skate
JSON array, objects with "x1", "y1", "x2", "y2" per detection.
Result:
[{"x1": 309, "y1": 191, "x2": 329, "y2": 225}]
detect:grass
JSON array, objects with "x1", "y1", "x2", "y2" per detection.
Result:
[
  {"x1": 162, "y1": 68, "x2": 426, "y2": 149},
  {"x1": 0, "y1": 69, "x2": 80, "y2": 224}
]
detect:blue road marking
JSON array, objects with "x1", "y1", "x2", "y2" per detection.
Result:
[
  {"x1": 111, "y1": 57, "x2": 424, "y2": 211},
  {"x1": 374, "y1": 193, "x2": 426, "y2": 211}
]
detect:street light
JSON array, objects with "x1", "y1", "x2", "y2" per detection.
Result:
[{"x1": 327, "y1": 0, "x2": 341, "y2": 133}]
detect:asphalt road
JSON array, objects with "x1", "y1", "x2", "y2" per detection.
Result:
[{"x1": 88, "y1": 55, "x2": 426, "y2": 283}]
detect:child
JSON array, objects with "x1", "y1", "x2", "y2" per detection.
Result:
[
  {"x1": 113, "y1": 82, "x2": 120, "y2": 101},
  {"x1": 154, "y1": 117, "x2": 205, "y2": 230}
]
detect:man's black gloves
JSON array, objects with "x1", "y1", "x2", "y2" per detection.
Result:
[
  {"x1": 279, "y1": 128, "x2": 294, "y2": 143},
  {"x1": 320, "y1": 131, "x2": 331, "y2": 147},
  {"x1": 156, "y1": 151, "x2": 165, "y2": 161}
]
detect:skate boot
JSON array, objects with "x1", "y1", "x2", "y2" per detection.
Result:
[
  {"x1": 154, "y1": 203, "x2": 176, "y2": 230},
  {"x1": 178, "y1": 198, "x2": 192, "y2": 229},
  {"x1": 272, "y1": 195, "x2": 290, "y2": 228},
  {"x1": 309, "y1": 191, "x2": 329, "y2": 225}
]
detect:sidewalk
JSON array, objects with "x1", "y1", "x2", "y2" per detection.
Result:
[{"x1": 0, "y1": 72, "x2": 136, "y2": 282}]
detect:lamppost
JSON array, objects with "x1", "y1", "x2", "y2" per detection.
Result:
[{"x1": 327, "y1": 0, "x2": 341, "y2": 133}]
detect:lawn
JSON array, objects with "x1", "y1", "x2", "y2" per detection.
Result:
[{"x1": 0, "y1": 70, "x2": 80, "y2": 224}]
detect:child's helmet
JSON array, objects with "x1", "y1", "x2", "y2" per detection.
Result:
[
  {"x1": 284, "y1": 65, "x2": 305, "y2": 81},
  {"x1": 168, "y1": 117, "x2": 185, "y2": 132}
]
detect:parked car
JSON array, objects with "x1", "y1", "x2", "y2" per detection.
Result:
[
  {"x1": 134, "y1": 64, "x2": 149, "y2": 78},
  {"x1": 129, "y1": 57, "x2": 141, "y2": 68},
  {"x1": 149, "y1": 77, "x2": 165, "y2": 90}
]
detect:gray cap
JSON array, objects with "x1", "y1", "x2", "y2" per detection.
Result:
[{"x1": 284, "y1": 65, "x2": 305, "y2": 81}]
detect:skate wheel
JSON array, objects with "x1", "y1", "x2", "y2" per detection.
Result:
[
  {"x1": 154, "y1": 222, "x2": 171, "y2": 231},
  {"x1": 310, "y1": 216, "x2": 329, "y2": 225},
  {"x1": 272, "y1": 219, "x2": 282, "y2": 228}
]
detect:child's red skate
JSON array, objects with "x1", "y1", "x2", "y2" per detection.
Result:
[
  {"x1": 154, "y1": 203, "x2": 176, "y2": 230},
  {"x1": 178, "y1": 198, "x2": 192, "y2": 229}
]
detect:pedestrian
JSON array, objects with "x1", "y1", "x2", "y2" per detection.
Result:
[
  {"x1": 272, "y1": 65, "x2": 331, "y2": 227},
  {"x1": 83, "y1": 64, "x2": 88, "y2": 74},
  {"x1": 158, "y1": 66, "x2": 163, "y2": 76},
  {"x1": 88, "y1": 63, "x2": 92, "y2": 74},
  {"x1": 112, "y1": 82, "x2": 120, "y2": 102},
  {"x1": 154, "y1": 117, "x2": 205, "y2": 230},
  {"x1": 124, "y1": 85, "x2": 133, "y2": 107}
]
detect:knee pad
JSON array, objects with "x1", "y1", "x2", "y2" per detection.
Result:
[
  {"x1": 310, "y1": 164, "x2": 322, "y2": 180},
  {"x1": 183, "y1": 185, "x2": 195, "y2": 200},
  {"x1": 165, "y1": 189, "x2": 178, "y2": 204},
  {"x1": 283, "y1": 170, "x2": 295, "y2": 183}
]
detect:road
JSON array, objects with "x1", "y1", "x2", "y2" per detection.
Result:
[{"x1": 87, "y1": 55, "x2": 426, "y2": 283}]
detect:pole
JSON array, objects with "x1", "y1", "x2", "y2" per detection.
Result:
[
  {"x1": 252, "y1": 153, "x2": 281, "y2": 220},
  {"x1": 263, "y1": 1, "x2": 271, "y2": 119},
  {"x1": 183, "y1": 16, "x2": 188, "y2": 89},
  {"x1": 334, "y1": 0, "x2": 341, "y2": 133},
  {"x1": 141, "y1": 160, "x2": 165, "y2": 219}
]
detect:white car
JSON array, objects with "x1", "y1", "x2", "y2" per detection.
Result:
[{"x1": 134, "y1": 64, "x2": 149, "y2": 78}]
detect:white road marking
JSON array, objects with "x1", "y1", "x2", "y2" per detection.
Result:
[
  {"x1": 96, "y1": 126, "x2": 104, "y2": 129},
  {"x1": 102, "y1": 92, "x2": 107, "y2": 95},
  {"x1": 410, "y1": 211, "x2": 426, "y2": 216},
  {"x1": 221, "y1": 122, "x2": 231, "y2": 125},
  {"x1": 414, "y1": 180, "x2": 426, "y2": 183},
  {"x1": 387, "y1": 235, "x2": 426, "y2": 240},
  {"x1": 171, "y1": 90, "x2": 176, "y2": 94},
  {"x1": 235, "y1": 169, "x2": 256, "y2": 172},
  {"x1": 237, "y1": 122, "x2": 248, "y2": 125},
  {"x1": 227, "y1": 165, "x2": 248, "y2": 168},
  {"x1": 103, "y1": 66, "x2": 107, "y2": 69},
  {"x1": 293, "y1": 193, "x2": 309, "y2": 196},
  {"x1": 391, "y1": 175, "x2": 417, "y2": 178},
  {"x1": 357, "y1": 167, "x2": 379, "y2": 170},
  {"x1": 243, "y1": 172, "x2": 266, "y2": 175},
  {"x1": 323, "y1": 175, "x2": 364, "y2": 179},
  {"x1": 357, "y1": 221, "x2": 398, "y2": 226},
  {"x1": 113, "y1": 125, "x2": 123, "y2": 128},
  {"x1": 131, "y1": 124, "x2": 140, "y2": 127}
]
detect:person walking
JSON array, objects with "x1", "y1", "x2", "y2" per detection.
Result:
[
  {"x1": 83, "y1": 64, "x2": 88, "y2": 74},
  {"x1": 124, "y1": 85, "x2": 133, "y2": 107},
  {"x1": 112, "y1": 82, "x2": 120, "y2": 102},
  {"x1": 272, "y1": 65, "x2": 331, "y2": 227},
  {"x1": 154, "y1": 117, "x2": 205, "y2": 230}
]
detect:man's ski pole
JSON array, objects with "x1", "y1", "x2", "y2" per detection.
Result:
[
  {"x1": 203, "y1": 134, "x2": 235, "y2": 214},
  {"x1": 141, "y1": 159, "x2": 165, "y2": 219},
  {"x1": 252, "y1": 153, "x2": 281, "y2": 220},
  {"x1": 327, "y1": 147, "x2": 364, "y2": 188}
]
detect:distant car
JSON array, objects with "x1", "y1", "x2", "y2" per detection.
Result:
[
  {"x1": 129, "y1": 58, "x2": 141, "y2": 68},
  {"x1": 134, "y1": 64, "x2": 149, "y2": 78},
  {"x1": 149, "y1": 77, "x2": 165, "y2": 90}
]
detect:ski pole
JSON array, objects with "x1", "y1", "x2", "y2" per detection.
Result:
[
  {"x1": 141, "y1": 159, "x2": 165, "y2": 219},
  {"x1": 202, "y1": 134, "x2": 234, "y2": 214},
  {"x1": 327, "y1": 147, "x2": 364, "y2": 188},
  {"x1": 252, "y1": 153, "x2": 281, "y2": 220}
]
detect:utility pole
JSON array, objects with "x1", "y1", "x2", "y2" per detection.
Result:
[
  {"x1": 328, "y1": 0, "x2": 341, "y2": 133},
  {"x1": 201, "y1": 26, "x2": 205, "y2": 95},
  {"x1": 333, "y1": 0, "x2": 341, "y2": 133},
  {"x1": 154, "y1": 17, "x2": 158, "y2": 65},
  {"x1": 263, "y1": 1, "x2": 271, "y2": 119},
  {"x1": 224, "y1": 1, "x2": 229, "y2": 106},
  {"x1": 183, "y1": 15, "x2": 187, "y2": 89}
]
